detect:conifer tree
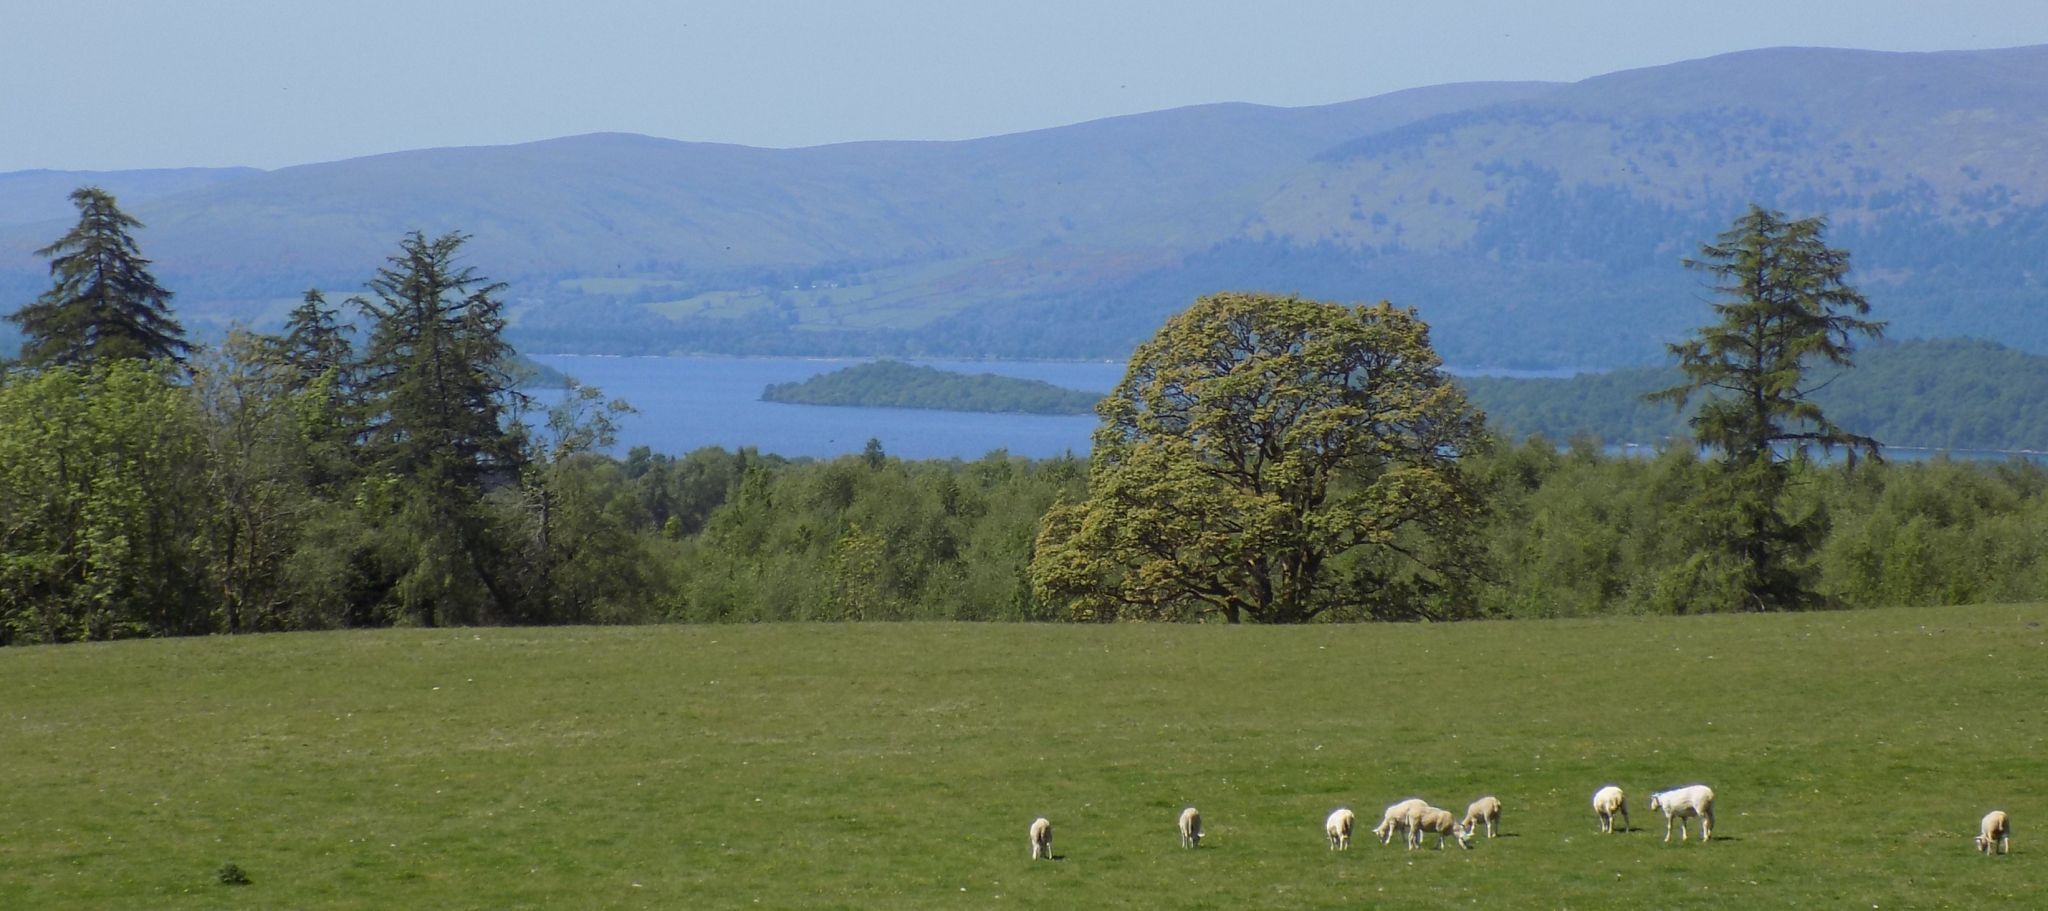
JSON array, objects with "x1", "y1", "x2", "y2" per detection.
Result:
[
  {"x1": 7, "y1": 186, "x2": 190, "y2": 367},
  {"x1": 355, "y1": 231, "x2": 530, "y2": 625},
  {"x1": 271, "y1": 288, "x2": 354, "y2": 392},
  {"x1": 1649, "y1": 205, "x2": 1885, "y2": 611},
  {"x1": 263, "y1": 288, "x2": 362, "y2": 492}
]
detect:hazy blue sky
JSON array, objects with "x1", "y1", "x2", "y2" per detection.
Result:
[{"x1": 4, "y1": 0, "x2": 2046, "y2": 172}]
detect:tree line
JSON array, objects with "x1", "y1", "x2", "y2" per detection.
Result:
[
  {"x1": 2, "y1": 189, "x2": 635, "y2": 642},
  {"x1": 4, "y1": 191, "x2": 2044, "y2": 643}
]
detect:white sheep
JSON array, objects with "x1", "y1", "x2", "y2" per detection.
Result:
[
  {"x1": 1411, "y1": 806, "x2": 1473, "y2": 850},
  {"x1": 1029, "y1": 817, "x2": 1053, "y2": 860},
  {"x1": 1647, "y1": 785, "x2": 1715, "y2": 843},
  {"x1": 1326, "y1": 807, "x2": 1356, "y2": 850},
  {"x1": 1179, "y1": 806, "x2": 1202, "y2": 848},
  {"x1": 1977, "y1": 810, "x2": 2010, "y2": 856},
  {"x1": 1461, "y1": 796, "x2": 1502, "y2": 839},
  {"x1": 1373, "y1": 797, "x2": 1430, "y2": 845},
  {"x1": 1593, "y1": 785, "x2": 1629, "y2": 834}
]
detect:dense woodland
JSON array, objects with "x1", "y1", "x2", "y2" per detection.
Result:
[{"x1": 4, "y1": 191, "x2": 2047, "y2": 644}]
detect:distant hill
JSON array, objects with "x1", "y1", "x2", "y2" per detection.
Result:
[
  {"x1": 1463, "y1": 337, "x2": 2048, "y2": 452},
  {"x1": 0, "y1": 167, "x2": 260, "y2": 228},
  {"x1": 4, "y1": 46, "x2": 2046, "y2": 368},
  {"x1": 761, "y1": 360, "x2": 1103, "y2": 415}
]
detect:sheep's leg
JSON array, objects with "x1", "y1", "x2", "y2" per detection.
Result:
[{"x1": 1702, "y1": 811, "x2": 1713, "y2": 841}]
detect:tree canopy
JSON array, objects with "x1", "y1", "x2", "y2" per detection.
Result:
[
  {"x1": 6, "y1": 186, "x2": 190, "y2": 368},
  {"x1": 1030, "y1": 292, "x2": 1489, "y2": 623}
]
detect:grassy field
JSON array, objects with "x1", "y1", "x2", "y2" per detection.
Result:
[{"x1": 2, "y1": 605, "x2": 2041, "y2": 909}]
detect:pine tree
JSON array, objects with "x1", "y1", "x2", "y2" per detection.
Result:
[
  {"x1": 270, "y1": 288, "x2": 354, "y2": 392},
  {"x1": 7, "y1": 187, "x2": 190, "y2": 367},
  {"x1": 1649, "y1": 204, "x2": 1885, "y2": 611},
  {"x1": 263, "y1": 288, "x2": 362, "y2": 492},
  {"x1": 355, "y1": 231, "x2": 530, "y2": 625}
]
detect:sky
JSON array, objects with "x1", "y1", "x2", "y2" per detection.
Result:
[{"x1": 4, "y1": 0, "x2": 2047, "y2": 173}]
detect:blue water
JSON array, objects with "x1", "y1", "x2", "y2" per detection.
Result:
[
  {"x1": 531, "y1": 355, "x2": 1128, "y2": 460},
  {"x1": 531, "y1": 355, "x2": 2042, "y2": 463}
]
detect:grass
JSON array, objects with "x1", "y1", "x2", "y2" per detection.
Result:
[{"x1": 1, "y1": 604, "x2": 2041, "y2": 909}]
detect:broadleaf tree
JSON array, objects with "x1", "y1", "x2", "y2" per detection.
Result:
[
  {"x1": 7, "y1": 187, "x2": 190, "y2": 368},
  {"x1": 1030, "y1": 292, "x2": 1489, "y2": 623},
  {"x1": 1648, "y1": 204, "x2": 1885, "y2": 611}
]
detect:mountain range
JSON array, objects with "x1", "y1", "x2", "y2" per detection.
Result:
[{"x1": 3, "y1": 45, "x2": 2044, "y2": 368}]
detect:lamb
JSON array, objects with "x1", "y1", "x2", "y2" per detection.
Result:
[
  {"x1": 1592, "y1": 785, "x2": 1629, "y2": 834},
  {"x1": 1977, "y1": 810, "x2": 2010, "y2": 856},
  {"x1": 1326, "y1": 807, "x2": 1356, "y2": 850},
  {"x1": 1373, "y1": 797, "x2": 1431, "y2": 845},
  {"x1": 1411, "y1": 806, "x2": 1473, "y2": 850},
  {"x1": 1461, "y1": 796, "x2": 1503, "y2": 839},
  {"x1": 1029, "y1": 817, "x2": 1053, "y2": 860},
  {"x1": 1179, "y1": 806, "x2": 1203, "y2": 848},
  {"x1": 1647, "y1": 785, "x2": 1715, "y2": 843}
]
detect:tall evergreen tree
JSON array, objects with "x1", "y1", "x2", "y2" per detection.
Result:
[
  {"x1": 356, "y1": 231, "x2": 530, "y2": 626},
  {"x1": 7, "y1": 187, "x2": 190, "y2": 368},
  {"x1": 263, "y1": 288, "x2": 362, "y2": 491},
  {"x1": 1649, "y1": 204, "x2": 1885, "y2": 611},
  {"x1": 271, "y1": 288, "x2": 354, "y2": 391}
]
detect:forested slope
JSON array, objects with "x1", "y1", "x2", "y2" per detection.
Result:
[{"x1": 1464, "y1": 337, "x2": 2048, "y2": 451}]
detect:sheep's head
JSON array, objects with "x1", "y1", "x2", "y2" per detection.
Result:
[{"x1": 1648, "y1": 794, "x2": 1665, "y2": 813}]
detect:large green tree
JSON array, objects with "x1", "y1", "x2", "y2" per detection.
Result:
[
  {"x1": 1649, "y1": 205, "x2": 1885, "y2": 611},
  {"x1": 0, "y1": 363, "x2": 211, "y2": 642},
  {"x1": 1030, "y1": 292, "x2": 1489, "y2": 623},
  {"x1": 6, "y1": 187, "x2": 190, "y2": 368},
  {"x1": 355, "y1": 231, "x2": 530, "y2": 626}
]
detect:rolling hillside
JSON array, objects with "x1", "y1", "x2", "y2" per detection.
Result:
[{"x1": 3, "y1": 46, "x2": 2045, "y2": 367}]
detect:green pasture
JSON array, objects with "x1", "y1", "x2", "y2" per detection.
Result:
[{"x1": 2, "y1": 605, "x2": 2040, "y2": 909}]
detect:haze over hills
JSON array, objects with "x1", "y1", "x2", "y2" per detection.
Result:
[{"x1": 3, "y1": 45, "x2": 2044, "y2": 367}]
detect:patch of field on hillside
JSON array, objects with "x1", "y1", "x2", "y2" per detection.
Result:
[{"x1": 2, "y1": 605, "x2": 2041, "y2": 909}]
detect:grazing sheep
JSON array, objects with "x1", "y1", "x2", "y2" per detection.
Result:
[
  {"x1": 1978, "y1": 810, "x2": 2010, "y2": 856},
  {"x1": 1029, "y1": 817, "x2": 1053, "y2": 860},
  {"x1": 1326, "y1": 807, "x2": 1356, "y2": 850},
  {"x1": 1373, "y1": 797, "x2": 1431, "y2": 845},
  {"x1": 1647, "y1": 785, "x2": 1715, "y2": 843},
  {"x1": 1593, "y1": 786, "x2": 1629, "y2": 834},
  {"x1": 1411, "y1": 806, "x2": 1473, "y2": 850},
  {"x1": 1179, "y1": 806, "x2": 1203, "y2": 848},
  {"x1": 1461, "y1": 796, "x2": 1503, "y2": 839}
]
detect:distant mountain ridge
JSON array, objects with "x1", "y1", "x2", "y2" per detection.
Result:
[{"x1": 3, "y1": 46, "x2": 2044, "y2": 368}]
